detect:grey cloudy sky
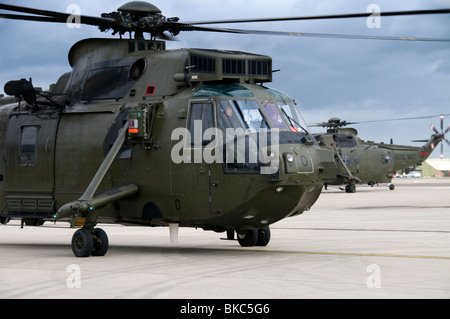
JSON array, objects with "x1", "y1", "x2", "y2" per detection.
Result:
[{"x1": 1, "y1": 0, "x2": 449, "y2": 158}]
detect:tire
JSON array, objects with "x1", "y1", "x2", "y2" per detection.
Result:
[
  {"x1": 237, "y1": 229, "x2": 258, "y2": 247},
  {"x1": 72, "y1": 228, "x2": 94, "y2": 257},
  {"x1": 256, "y1": 227, "x2": 271, "y2": 246},
  {"x1": 91, "y1": 228, "x2": 109, "y2": 257},
  {"x1": 345, "y1": 184, "x2": 356, "y2": 193}
]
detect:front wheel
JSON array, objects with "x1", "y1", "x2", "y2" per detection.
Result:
[
  {"x1": 345, "y1": 184, "x2": 356, "y2": 193},
  {"x1": 72, "y1": 228, "x2": 94, "y2": 257}
]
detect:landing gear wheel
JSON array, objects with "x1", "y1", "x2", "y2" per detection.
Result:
[
  {"x1": 237, "y1": 229, "x2": 258, "y2": 247},
  {"x1": 72, "y1": 228, "x2": 94, "y2": 257},
  {"x1": 389, "y1": 184, "x2": 395, "y2": 190},
  {"x1": 345, "y1": 184, "x2": 356, "y2": 193},
  {"x1": 92, "y1": 228, "x2": 109, "y2": 256},
  {"x1": 256, "y1": 227, "x2": 271, "y2": 246}
]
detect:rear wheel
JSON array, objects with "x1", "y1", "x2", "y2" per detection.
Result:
[
  {"x1": 256, "y1": 227, "x2": 271, "y2": 246},
  {"x1": 92, "y1": 228, "x2": 109, "y2": 256},
  {"x1": 237, "y1": 229, "x2": 258, "y2": 247}
]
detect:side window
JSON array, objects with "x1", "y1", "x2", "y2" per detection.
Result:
[
  {"x1": 217, "y1": 100, "x2": 244, "y2": 130},
  {"x1": 344, "y1": 155, "x2": 351, "y2": 165},
  {"x1": 381, "y1": 154, "x2": 390, "y2": 164},
  {"x1": 189, "y1": 102, "x2": 214, "y2": 147},
  {"x1": 20, "y1": 126, "x2": 38, "y2": 165},
  {"x1": 263, "y1": 102, "x2": 287, "y2": 130}
]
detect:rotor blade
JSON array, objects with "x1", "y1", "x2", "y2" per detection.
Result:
[
  {"x1": 176, "y1": 24, "x2": 450, "y2": 42},
  {"x1": 177, "y1": 24, "x2": 248, "y2": 34},
  {"x1": 445, "y1": 126, "x2": 450, "y2": 134},
  {"x1": 441, "y1": 115, "x2": 444, "y2": 131},
  {"x1": 0, "y1": 3, "x2": 116, "y2": 28},
  {"x1": 0, "y1": 3, "x2": 72, "y2": 19},
  {"x1": 0, "y1": 13, "x2": 66, "y2": 23},
  {"x1": 311, "y1": 114, "x2": 450, "y2": 128},
  {"x1": 358, "y1": 114, "x2": 450, "y2": 125},
  {"x1": 184, "y1": 8, "x2": 450, "y2": 26},
  {"x1": 431, "y1": 124, "x2": 440, "y2": 135},
  {"x1": 445, "y1": 138, "x2": 450, "y2": 147},
  {"x1": 0, "y1": 13, "x2": 117, "y2": 29}
]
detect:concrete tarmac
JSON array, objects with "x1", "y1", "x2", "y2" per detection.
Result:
[{"x1": 1, "y1": 178, "x2": 449, "y2": 299}]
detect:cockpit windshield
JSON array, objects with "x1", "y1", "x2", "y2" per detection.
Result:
[
  {"x1": 218, "y1": 99, "x2": 269, "y2": 132},
  {"x1": 278, "y1": 102, "x2": 310, "y2": 134},
  {"x1": 195, "y1": 83, "x2": 312, "y2": 135},
  {"x1": 262, "y1": 102, "x2": 287, "y2": 130},
  {"x1": 232, "y1": 100, "x2": 268, "y2": 131}
]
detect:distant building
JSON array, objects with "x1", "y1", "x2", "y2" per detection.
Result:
[{"x1": 421, "y1": 159, "x2": 450, "y2": 177}]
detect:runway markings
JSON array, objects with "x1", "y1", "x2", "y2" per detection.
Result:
[
  {"x1": 198, "y1": 247, "x2": 450, "y2": 260},
  {"x1": 1, "y1": 242, "x2": 449, "y2": 260},
  {"x1": 273, "y1": 227, "x2": 450, "y2": 234}
]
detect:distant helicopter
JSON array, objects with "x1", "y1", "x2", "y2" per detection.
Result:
[
  {"x1": 311, "y1": 116, "x2": 448, "y2": 192},
  {"x1": 0, "y1": 2, "x2": 449, "y2": 257}
]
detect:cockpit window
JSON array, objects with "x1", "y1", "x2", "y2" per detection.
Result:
[
  {"x1": 263, "y1": 102, "x2": 288, "y2": 129},
  {"x1": 217, "y1": 100, "x2": 244, "y2": 130},
  {"x1": 278, "y1": 102, "x2": 310, "y2": 133},
  {"x1": 189, "y1": 102, "x2": 214, "y2": 147},
  {"x1": 231, "y1": 100, "x2": 268, "y2": 131}
]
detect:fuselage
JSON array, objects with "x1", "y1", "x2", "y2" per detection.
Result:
[
  {"x1": 314, "y1": 127, "x2": 438, "y2": 185},
  {"x1": 0, "y1": 38, "x2": 336, "y2": 233}
]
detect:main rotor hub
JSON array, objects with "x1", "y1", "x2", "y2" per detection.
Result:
[
  {"x1": 117, "y1": 1, "x2": 162, "y2": 14},
  {"x1": 100, "y1": 2, "x2": 178, "y2": 39}
]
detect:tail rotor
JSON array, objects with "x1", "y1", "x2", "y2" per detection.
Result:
[{"x1": 431, "y1": 115, "x2": 450, "y2": 159}]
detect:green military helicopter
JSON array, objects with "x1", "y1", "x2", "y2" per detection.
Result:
[
  {"x1": 0, "y1": 2, "x2": 449, "y2": 257},
  {"x1": 311, "y1": 116, "x2": 449, "y2": 192}
]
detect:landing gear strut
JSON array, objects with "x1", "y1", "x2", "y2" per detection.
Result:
[{"x1": 71, "y1": 227, "x2": 109, "y2": 257}]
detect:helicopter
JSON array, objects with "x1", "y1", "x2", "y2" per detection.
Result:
[
  {"x1": 0, "y1": 2, "x2": 449, "y2": 257},
  {"x1": 310, "y1": 116, "x2": 448, "y2": 192}
]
